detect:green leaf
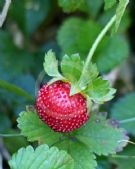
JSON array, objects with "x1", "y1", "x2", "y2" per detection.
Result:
[
  {"x1": 9, "y1": 144, "x2": 74, "y2": 169},
  {"x1": 0, "y1": 112, "x2": 11, "y2": 132},
  {"x1": 57, "y1": 18, "x2": 129, "y2": 73},
  {"x1": 75, "y1": 113, "x2": 128, "y2": 155},
  {"x1": 104, "y1": 0, "x2": 116, "y2": 10},
  {"x1": 111, "y1": 93, "x2": 135, "y2": 136},
  {"x1": 57, "y1": 140, "x2": 97, "y2": 169},
  {"x1": 58, "y1": 0, "x2": 84, "y2": 12},
  {"x1": 95, "y1": 35, "x2": 129, "y2": 73},
  {"x1": 57, "y1": 17, "x2": 101, "y2": 58},
  {"x1": 61, "y1": 53, "x2": 83, "y2": 83},
  {"x1": 17, "y1": 111, "x2": 62, "y2": 145},
  {"x1": 110, "y1": 145, "x2": 135, "y2": 169},
  {"x1": 78, "y1": 63, "x2": 99, "y2": 90},
  {"x1": 84, "y1": 77, "x2": 116, "y2": 104},
  {"x1": 115, "y1": 0, "x2": 129, "y2": 32},
  {"x1": 43, "y1": 50, "x2": 64, "y2": 80},
  {"x1": 0, "y1": 79, "x2": 34, "y2": 101}
]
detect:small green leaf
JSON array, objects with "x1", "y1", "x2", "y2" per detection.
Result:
[
  {"x1": 17, "y1": 111, "x2": 62, "y2": 145},
  {"x1": 78, "y1": 63, "x2": 99, "y2": 90},
  {"x1": 61, "y1": 53, "x2": 83, "y2": 83},
  {"x1": 58, "y1": 0, "x2": 84, "y2": 12},
  {"x1": 0, "y1": 79, "x2": 34, "y2": 101},
  {"x1": 104, "y1": 0, "x2": 117, "y2": 10},
  {"x1": 115, "y1": 0, "x2": 129, "y2": 32},
  {"x1": 75, "y1": 113, "x2": 128, "y2": 155},
  {"x1": 84, "y1": 77, "x2": 116, "y2": 104},
  {"x1": 111, "y1": 93, "x2": 135, "y2": 136},
  {"x1": 43, "y1": 50, "x2": 63, "y2": 79},
  {"x1": 110, "y1": 145, "x2": 135, "y2": 169},
  {"x1": 9, "y1": 144, "x2": 74, "y2": 169}
]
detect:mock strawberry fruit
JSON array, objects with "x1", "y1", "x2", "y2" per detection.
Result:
[{"x1": 35, "y1": 80, "x2": 89, "y2": 132}]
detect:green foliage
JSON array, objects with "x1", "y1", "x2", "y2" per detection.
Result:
[
  {"x1": 0, "y1": 112, "x2": 11, "y2": 132},
  {"x1": 3, "y1": 130, "x2": 28, "y2": 154},
  {"x1": 84, "y1": 77, "x2": 116, "y2": 104},
  {"x1": 57, "y1": 17, "x2": 129, "y2": 73},
  {"x1": 17, "y1": 111, "x2": 62, "y2": 145},
  {"x1": 95, "y1": 35, "x2": 129, "y2": 73},
  {"x1": 110, "y1": 145, "x2": 135, "y2": 169},
  {"x1": 43, "y1": 50, "x2": 64, "y2": 80},
  {"x1": 75, "y1": 113, "x2": 128, "y2": 155},
  {"x1": 111, "y1": 93, "x2": 135, "y2": 136},
  {"x1": 9, "y1": 144, "x2": 74, "y2": 169},
  {"x1": 115, "y1": 0, "x2": 129, "y2": 32},
  {"x1": 61, "y1": 54, "x2": 83, "y2": 83},
  {"x1": 104, "y1": 0, "x2": 116, "y2": 10},
  {"x1": 0, "y1": 79, "x2": 34, "y2": 101},
  {"x1": 58, "y1": 0, "x2": 84, "y2": 12},
  {"x1": 17, "y1": 111, "x2": 128, "y2": 158}
]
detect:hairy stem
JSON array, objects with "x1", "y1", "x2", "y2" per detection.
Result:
[
  {"x1": 0, "y1": 133, "x2": 22, "y2": 137},
  {"x1": 81, "y1": 15, "x2": 116, "y2": 76}
]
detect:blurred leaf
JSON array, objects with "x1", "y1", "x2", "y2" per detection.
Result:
[
  {"x1": 58, "y1": 0, "x2": 84, "y2": 12},
  {"x1": 57, "y1": 17, "x2": 101, "y2": 58},
  {"x1": 115, "y1": 0, "x2": 129, "y2": 32},
  {"x1": 95, "y1": 35, "x2": 129, "y2": 73},
  {"x1": 17, "y1": 111, "x2": 62, "y2": 145},
  {"x1": 110, "y1": 145, "x2": 135, "y2": 169},
  {"x1": 104, "y1": 0, "x2": 116, "y2": 10},
  {"x1": 75, "y1": 113, "x2": 128, "y2": 155},
  {"x1": 0, "y1": 112, "x2": 11, "y2": 132},
  {"x1": 57, "y1": 17, "x2": 129, "y2": 73},
  {"x1": 83, "y1": 0, "x2": 103, "y2": 18},
  {"x1": 99, "y1": 9, "x2": 131, "y2": 33},
  {"x1": 9, "y1": 144, "x2": 74, "y2": 169},
  {"x1": 0, "y1": 79, "x2": 34, "y2": 101},
  {"x1": 9, "y1": 0, "x2": 52, "y2": 35},
  {"x1": 3, "y1": 130, "x2": 28, "y2": 154},
  {"x1": 111, "y1": 93, "x2": 135, "y2": 136}
]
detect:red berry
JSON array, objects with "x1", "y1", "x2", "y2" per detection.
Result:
[{"x1": 35, "y1": 81, "x2": 89, "y2": 132}]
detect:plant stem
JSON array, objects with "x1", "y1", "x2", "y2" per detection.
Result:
[
  {"x1": 81, "y1": 15, "x2": 116, "y2": 76},
  {"x1": 0, "y1": 133, "x2": 22, "y2": 137}
]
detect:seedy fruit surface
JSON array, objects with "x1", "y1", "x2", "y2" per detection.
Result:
[{"x1": 35, "y1": 81, "x2": 89, "y2": 132}]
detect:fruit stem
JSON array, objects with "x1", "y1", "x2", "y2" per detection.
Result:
[{"x1": 81, "y1": 15, "x2": 116, "y2": 76}]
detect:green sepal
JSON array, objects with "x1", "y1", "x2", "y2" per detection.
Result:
[{"x1": 43, "y1": 50, "x2": 64, "y2": 79}]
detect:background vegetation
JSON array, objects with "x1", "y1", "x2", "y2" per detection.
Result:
[{"x1": 0, "y1": 0, "x2": 135, "y2": 168}]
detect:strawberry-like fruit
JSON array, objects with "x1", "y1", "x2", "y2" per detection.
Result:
[{"x1": 35, "y1": 80, "x2": 90, "y2": 132}]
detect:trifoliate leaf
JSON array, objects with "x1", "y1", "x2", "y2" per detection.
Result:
[
  {"x1": 9, "y1": 144, "x2": 74, "y2": 169},
  {"x1": 58, "y1": 0, "x2": 84, "y2": 12},
  {"x1": 43, "y1": 50, "x2": 63, "y2": 79},
  {"x1": 17, "y1": 111, "x2": 62, "y2": 145},
  {"x1": 84, "y1": 77, "x2": 116, "y2": 104},
  {"x1": 111, "y1": 93, "x2": 135, "y2": 136},
  {"x1": 75, "y1": 113, "x2": 128, "y2": 155},
  {"x1": 104, "y1": 0, "x2": 117, "y2": 10},
  {"x1": 56, "y1": 140, "x2": 97, "y2": 169},
  {"x1": 61, "y1": 53, "x2": 83, "y2": 83},
  {"x1": 78, "y1": 63, "x2": 99, "y2": 90},
  {"x1": 110, "y1": 145, "x2": 135, "y2": 169},
  {"x1": 115, "y1": 0, "x2": 129, "y2": 32}
]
